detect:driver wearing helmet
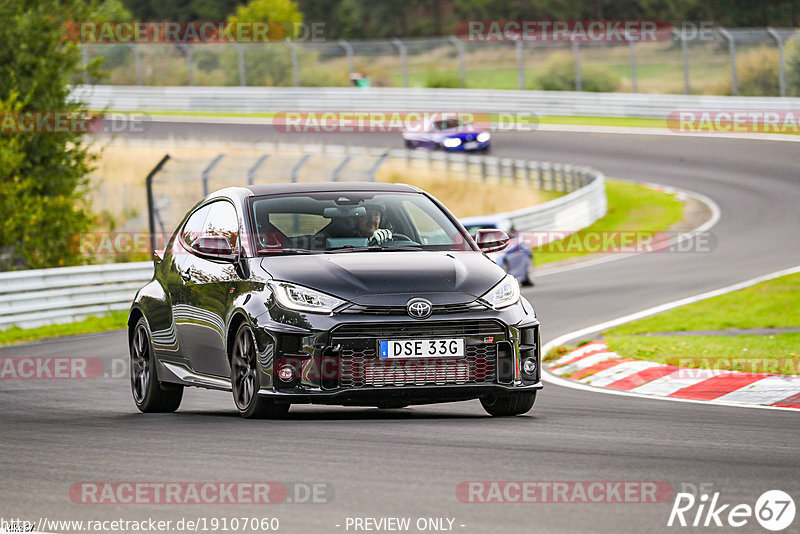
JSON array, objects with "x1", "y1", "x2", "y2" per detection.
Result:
[{"x1": 356, "y1": 203, "x2": 392, "y2": 244}]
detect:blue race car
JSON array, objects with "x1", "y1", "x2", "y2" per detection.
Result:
[
  {"x1": 461, "y1": 216, "x2": 535, "y2": 286},
  {"x1": 402, "y1": 113, "x2": 491, "y2": 152}
]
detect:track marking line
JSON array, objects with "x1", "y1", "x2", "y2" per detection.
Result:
[{"x1": 542, "y1": 264, "x2": 800, "y2": 412}]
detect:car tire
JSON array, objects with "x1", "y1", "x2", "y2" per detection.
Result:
[
  {"x1": 130, "y1": 317, "x2": 183, "y2": 413},
  {"x1": 404, "y1": 140, "x2": 414, "y2": 149},
  {"x1": 231, "y1": 323, "x2": 290, "y2": 419},
  {"x1": 522, "y1": 261, "x2": 535, "y2": 287},
  {"x1": 480, "y1": 392, "x2": 536, "y2": 416}
]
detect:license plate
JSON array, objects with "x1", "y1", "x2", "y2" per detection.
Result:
[
  {"x1": 379, "y1": 338, "x2": 465, "y2": 359},
  {"x1": 464, "y1": 141, "x2": 478, "y2": 149}
]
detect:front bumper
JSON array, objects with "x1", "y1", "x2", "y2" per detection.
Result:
[
  {"x1": 251, "y1": 300, "x2": 540, "y2": 406},
  {"x1": 257, "y1": 382, "x2": 542, "y2": 406}
]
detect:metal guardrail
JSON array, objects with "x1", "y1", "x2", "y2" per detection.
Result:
[
  {"x1": 1, "y1": 150, "x2": 604, "y2": 330},
  {"x1": 0, "y1": 262, "x2": 153, "y2": 329},
  {"x1": 74, "y1": 85, "x2": 800, "y2": 119}
]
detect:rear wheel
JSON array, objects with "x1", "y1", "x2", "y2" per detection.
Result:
[
  {"x1": 130, "y1": 317, "x2": 183, "y2": 413},
  {"x1": 480, "y1": 392, "x2": 536, "y2": 416},
  {"x1": 404, "y1": 140, "x2": 414, "y2": 149},
  {"x1": 231, "y1": 323, "x2": 290, "y2": 419}
]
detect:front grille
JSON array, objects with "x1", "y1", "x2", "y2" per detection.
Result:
[
  {"x1": 332, "y1": 320, "x2": 503, "y2": 389},
  {"x1": 342, "y1": 302, "x2": 487, "y2": 316}
]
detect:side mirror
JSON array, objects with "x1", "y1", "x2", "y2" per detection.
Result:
[
  {"x1": 192, "y1": 235, "x2": 236, "y2": 260},
  {"x1": 476, "y1": 228, "x2": 510, "y2": 253}
]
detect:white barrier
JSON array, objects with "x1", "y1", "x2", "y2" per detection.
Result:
[{"x1": 72, "y1": 85, "x2": 800, "y2": 119}]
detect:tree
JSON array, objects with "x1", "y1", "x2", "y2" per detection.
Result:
[
  {"x1": 0, "y1": 0, "x2": 99, "y2": 270},
  {"x1": 229, "y1": 0, "x2": 303, "y2": 40}
]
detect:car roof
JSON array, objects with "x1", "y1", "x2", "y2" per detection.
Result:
[{"x1": 242, "y1": 181, "x2": 421, "y2": 196}]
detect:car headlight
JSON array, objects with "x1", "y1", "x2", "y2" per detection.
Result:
[
  {"x1": 476, "y1": 132, "x2": 491, "y2": 143},
  {"x1": 479, "y1": 274, "x2": 520, "y2": 310},
  {"x1": 268, "y1": 282, "x2": 346, "y2": 314},
  {"x1": 442, "y1": 137, "x2": 462, "y2": 148}
]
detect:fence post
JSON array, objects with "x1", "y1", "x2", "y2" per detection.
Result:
[
  {"x1": 368, "y1": 152, "x2": 389, "y2": 181},
  {"x1": 392, "y1": 38, "x2": 409, "y2": 88},
  {"x1": 332, "y1": 155, "x2": 351, "y2": 181},
  {"x1": 339, "y1": 39, "x2": 354, "y2": 76},
  {"x1": 132, "y1": 44, "x2": 143, "y2": 85},
  {"x1": 448, "y1": 36, "x2": 466, "y2": 88},
  {"x1": 676, "y1": 29, "x2": 690, "y2": 95},
  {"x1": 287, "y1": 42, "x2": 300, "y2": 87},
  {"x1": 627, "y1": 33, "x2": 638, "y2": 93},
  {"x1": 767, "y1": 27, "x2": 786, "y2": 97},
  {"x1": 247, "y1": 154, "x2": 269, "y2": 185},
  {"x1": 183, "y1": 45, "x2": 194, "y2": 86},
  {"x1": 201, "y1": 154, "x2": 225, "y2": 195},
  {"x1": 235, "y1": 43, "x2": 247, "y2": 86},
  {"x1": 718, "y1": 28, "x2": 737, "y2": 96},
  {"x1": 146, "y1": 155, "x2": 171, "y2": 253},
  {"x1": 572, "y1": 40, "x2": 582, "y2": 91},
  {"x1": 291, "y1": 154, "x2": 310, "y2": 182},
  {"x1": 516, "y1": 39, "x2": 525, "y2": 90}
]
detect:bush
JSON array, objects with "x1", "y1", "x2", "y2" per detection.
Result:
[
  {"x1": 531, "y1": 52, "x2": 620, "y2": 92},
  {"x1": 735, "y1": 46, "x2": 781, "y2": 96}
]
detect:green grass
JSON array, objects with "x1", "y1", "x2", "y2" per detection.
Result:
[
  {"x1": 580, "y1": 272, "x2": 800, "y2": 375},
  {"x1": 0, "y1": 311, "x2": 128, "y2": 346},
  {"x1": 533, "y1": 180, "x2": 684, "y2": 265},
  {"x1": 605, "y1": 273, "x2": 800, "y2": 335},
  {"x1": 605, "y1": 334, "x2": 800, "y2": 375}
]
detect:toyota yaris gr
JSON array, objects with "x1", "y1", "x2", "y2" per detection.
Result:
[{"x1": 128, "y1": 182, "x2": 540, "y2": 418}]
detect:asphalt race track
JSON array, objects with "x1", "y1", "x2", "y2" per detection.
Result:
[{"x1": 1, "y1": 122, "x2": 798, "y2": 534}]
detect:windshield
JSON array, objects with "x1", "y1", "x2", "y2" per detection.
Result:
[
  {"x1": 250, "y1": 191, "x2": 475, "y2": 254},
  {"x1": 433, "y1": 119, "x2": 467, "y2": 131}
]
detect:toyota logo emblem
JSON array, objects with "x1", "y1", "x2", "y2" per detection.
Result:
[{"x1": 406, "y1": 298, "x2": 432, "y2": 319}]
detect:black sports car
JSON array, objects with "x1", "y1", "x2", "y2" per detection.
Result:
[{"x1": 128, "y1": 182, "x2": 541, "y2": 418}]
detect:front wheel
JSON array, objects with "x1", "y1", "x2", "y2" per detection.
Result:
[
  {"x1": 480, "y1": 392, "x2": 536, "y2": 416},
  {"x1": 522, "y1": 260, "x2": 535, "y2": 287},
  {"x1": 130, "y1": 317, "x2": 183, "y2": 413},
  {"x1": 230, "y1": 323, "x2": 290, "y2": 419}
]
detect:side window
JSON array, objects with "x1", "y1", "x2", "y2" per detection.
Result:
[
  {"x1": 202, "y1": 201, "x2": 240, "y2": 251},
  {"x1": 181, "y1": 204, "x2": 211, "y2": 248}
]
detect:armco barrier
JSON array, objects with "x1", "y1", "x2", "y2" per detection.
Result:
[
  {"x1": 72, "y1": 85, "x2": 800, "y2": 119},
  {"x1": 0, "y1": 262, "x2": 152, "y2": 329},
  {"x1": 0, "y1": 157, "x2": 604, "y2": 330}
]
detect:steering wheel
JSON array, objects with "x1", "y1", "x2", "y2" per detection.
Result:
[{"x1": 389, "y1": 233, "x2": 414, "y2": 242}]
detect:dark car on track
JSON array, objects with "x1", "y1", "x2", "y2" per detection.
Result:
[
  {"x1": 461, "y1": 216, "x2": 535, "y2": 287},
  {"x1": 128, "y1": 183, "x2": 540, "y2": 418},
  {"x1": 402, "y1": 114, "x2": 491, "y2": 152}
]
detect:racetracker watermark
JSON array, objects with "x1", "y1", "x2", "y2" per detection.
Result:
[
  {"x1": 67, "y1": 21, "x2": 325, "y2": 43},
  {"x1": 519, "y1": 231, "x2": 717, "y2": 254},
  {"x1": 69, "y1": 482, "x2": 332, "y2": 505},
  {"x1": 667, "y1": 111, "x2": 800, "y2": 134},
  {"x1": 271, "y1": 111, "x2": 537, "y2": 134},
  {"x1": 70, "y1": 230, "x2": 716, "y2": 257},
  {"x1": 0, "y1": 357, "x2": 120, "y2": 380},
  {"x1": 456, "y1": 481, "x2": 674, "y2": 503},
  {"x1": 457, "y1": 20, "x2": 676, "y2": 42},
  {"x1": 676, "y1": 359, "x2": 800, "y2": 376},
  {"x1": 0, "y1": 112, "x2": 149, "y2": 134}
]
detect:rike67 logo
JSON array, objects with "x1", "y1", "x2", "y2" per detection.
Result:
[{"x1": 668, "y1": 489, "x2": 795, "y2": 531}]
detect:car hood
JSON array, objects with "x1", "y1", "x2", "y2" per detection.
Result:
[{"x1": 259, "y1": 251, "x2": 505, "y2": 306}]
